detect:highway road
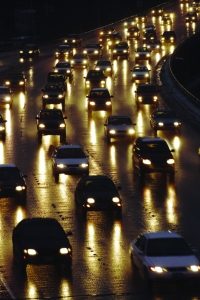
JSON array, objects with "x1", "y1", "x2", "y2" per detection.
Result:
[{"x1": 0, "y1": 0, "x2": 199, "y2": 299}]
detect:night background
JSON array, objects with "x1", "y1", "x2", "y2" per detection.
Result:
[{"x1": 0, "y1": 0, "x2": 169, "y2": 42}]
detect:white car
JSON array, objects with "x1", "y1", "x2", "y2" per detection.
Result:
[
  {"x1": 104, "y1": 115, "x2": 135, "y2": 142},
  {"x1": 131, "y1": 65, "x2": 150, "y2": 83},
  {"x1": 52, "y1": 144, "x2": 89, "y2": 182},
  {"x1": 130, "y1": 231, "x2": 200, "y2": 281}
]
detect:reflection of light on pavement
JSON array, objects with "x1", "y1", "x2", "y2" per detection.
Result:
[
  {"x1": 122, "y1": 60, "x2": 128, "y2": 85},
  {"x1": 27, "y1": 282, "x2": 38, "y2": 299},
  {"x1": 111, "y1": 222, "x2": 122, "y2": 263},
  {"x1": 89, "y1": 120, "x2": 97, "y2": 145},
  {"x1": 155, "y1": 52, "x2": 161, "y2": 64},
  {"x1": 173, "y1": 136, "x2": 181, "y2": 152},
  {"x1": 37, "y1": 147, "x2": 47, "y2": 178},
  {"x1": 28, "y1": 67, "x2": 34, "y2": 87},
  {"x1": 169, "y1": 45, "x2": 175, "y2": 55},
  {"x1": 60, "y1": 279, "x2": 71, "y2": 296},
  {"x1": 0, "y1": 143, "x2": 4, "y2": 163},
  {"x1": 15, "y1": 207, "x2": 26, "y2": 226},
  {"x1": 110, "y1": 145, "x2": 116, "y2": 166},
  {"x1": 144, "y1": 188, "x2": 160, "y2": 232},
  {"x1": 166, "y1": 185, "x2": 177, "y2": 225},
  {"x1": 106, "y1": 77, "x2": 112, "y2": 91},
  {"x1": 5, "y1": 108, "x2": 12, "y2": 136},
  {"x1": 136, "y1": 111, "x2": 145, "y2": 135},
  {"x1": 86, "y1": 222, "x2": 100, "y2": 275},
  {"x1": 113, "y1": 60, "x2": 118, "y2": 74},
  {"x1": 19, "y1": 92, "x2": 26, "y2": 111},
  {"x1": 67, "y1": 81, "x2": 71, "y2": 97}
]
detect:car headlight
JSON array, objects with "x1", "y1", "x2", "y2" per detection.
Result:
[
  {"x1": 187, "y1": 265, "x2": 200, "y2": 272},
  {"x1": 106, "y1": 101, "x2": 111, "y2": 106},
  {"x1": 95, "y1": 67, "x2": 100, "y2": 71},
  {"x1": 109, "y1": 129, "x2": 116, "y2": 134},
  {"x1": 106, "y1": 67, "x2": 111, "y2": 71},
  {"x1": 19, "y1": 81, "x2": 24, "y2": 85},
  {"x1": 0, "y1": 125, "x2": 5, "y2": 131},
  {"x1": 89, "y1": 101, "x2": 95, "y2": 106},
  {"x1": 174, "y1": 121, "x2": 181, "y2": 127},
  {"x1": 145, "y1": 73, "x2": 149, "y2": 77},
  {"x1": 128, "y1": 128, "x2": 135, "y2": 135},
  {"x1": 59, "y1": 123, "x2": 65, "y2": 128},
  {"x1": 28, "y1": 50, "x2": 33, "y2": 54},
  {"x1": 83, "y1": 60, "x2": 87, "y2": 64},
  {"x1": 39, "y1": 123, "x2": 45, "y2": 128},
  {"x1": 135, "y1": 53, "x2": 139, "y2": 57},
  {"x1": 112, "y1": 197, "x2": 120, "y2": 203},
  {"x1": 167, "y1": 158, "x2": 175, "y2": 165},
  {"x1": 138, "y1": 96, "x2": 142, "y2": 102},
  {"x1": 15, "y1": 185, "x2": 26, "y2": 191},
  {"x1": 86, "y1": 80, "x2": 90, "y2": 85},
  {"x1": 5, "y1": 96, "x2": 11, "y2": 101},
  {"x1": 83, "y1": 50, "x2": 87, "y2": 54},
  {"x1": 158, "y1": 122, "x2": 164, "y2": 127},
  {"x1": 113, "y1": 50, "x2": 117, "y2": 53},
  {"x1": 67, "y1": 70, "x2": 70, "y2": 73},
  {"x1": 80, "y1": 163, "x2": 88, "y2": 168},
  {"x1": 20, "y1": 50, "x2": 23, "y2": 54},
  {"x1": 43, "y1": 95, "x2": 48, "y2": 98},
  {"x1": 142, "y1": 159, "x2": 151, "y2": 165},
  {"x1": 57, "y1": 163, "x2": 65, "y2": 168},
  {"x1": 153, "y1": 96, "x2": 158, "y2": 101},
  {"x1": 150, "y1": 266, "x2": 167, "y2": 273},
  {"x1": 58, "y1": 94, "x2": 63, "y2": 98},
  {"x1": 5, "y1": 81, "x2": 10, "y2": 85},
  {"x1": 59, "y1": 247, "x2": 71, "y2": 255},
  {"x1": 123, "y1": 50, "x2": 127, "y2": 53},
  {"x1": 94, "y1": 50, "x2": 99, "y2": 54},
  {"x1": 101, "y1": 80, "x2": 105, "y2": 84},
  {"x1": 87, "y1": 198, "x2": 95, "y2": 204},
  {"x1": 24, "y1": 249, "x2": 37, "y2": 256}
]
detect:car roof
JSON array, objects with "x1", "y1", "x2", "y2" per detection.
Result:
[
  {"x1": 142, "y1": 231, "x2": 182, "y2": 239},
  {"x1": 14, "y1": 217, "x2": 62, "y2": 231}
]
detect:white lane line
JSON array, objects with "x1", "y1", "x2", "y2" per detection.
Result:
[{"x1": 0, "y1": 275, "x2": 16, "y2": 299}]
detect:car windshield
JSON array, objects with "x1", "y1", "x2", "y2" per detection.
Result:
[
  {"x1": 88, "y1": 71, "x2": 103, "y2": 78},
  {"x1": 40, "y1": 110, "x2": 63, "y2": 119},
  {"x1": 137, "y1": 85, "x2": 158, "y2": 93},
  {"x1": 90, "y1": 90, "x2": 110, "y2": 97},
  {"x1": 0, "y1": 87, "x2": 9, "y2": 93},
  {"x1": 56, "y1": 62, "x2": 70, "y2": 68},
  {"x1": 84, "y1": 178, "x2": 115, "y2": 192},
  {"x1": 154, "y1": 111, "x2": 176, "y2": 118},
  {"x1": 0, "y1": 167, "x2": 21, "y2": 180},
  {"x1": 109, "y1": 117, "x2": 132, "y2": 125},
  {"x1": 56, "y1": 148, "x2": 86, "y2": 158},
  {"x1": 97, "y1": 61, "x2": 110, "y2": 66},
  {"x1": 146, "y1": 238, "x2": 193, "y2": 256},
  {"x1": 134, "y1": 66, "x2": 147, "y2": 72},
  {"x1": 141, "y1": 141, "x2": 170, "y2": 154}
]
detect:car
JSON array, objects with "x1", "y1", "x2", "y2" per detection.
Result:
[
  {"x1": 54, "y1": 61, "x2": 73, "y2": 81},
  {"x1": 132, "y1": 136, "x2": 175, "y2": 178},
  {"x1": 12, "y1": 217, "x2": 72, "y2": 273},
  {"x1": 71, "y1": 53, "x2": 88, "y2": 68},
  {"x1": 19, "y1": 43, "x2": 40, "y2": 60},
  {"x1": 129, "y1": 231, "x2": 200, "y2": 282},
  {"x1": 86, "y1": 87, "x2": 112, "y2": 115},
  {"x1": 55, "y1": 44, "x2": 73, "y2": 59},
  {"x1": 161, "y1": 30, "x2": 176, "y2": 44},
  {"x1": 0, "y1": 113, "x2": 7, "y2": 141},
  {"x1": 111, "y1": 42, "x2": 129, "y2": 59},
  {"x1": 0, "y1": 72, "x2": 26, "y2": 92},
  {"x1": 0, "y1": 164, "x2": 27, "y2": 203},
  {"x1": 74, "y1": 175, "x2": 122, "y2": 217},
  {"x1": 63, "y1": 34, "x2": 82, "y2": 48},
  {"x1": 143, "y1": 29, "x2": 157, "y2": 44},
  {"x1": 107, "y1": 32, "x2": 122, "y2": 49},
  {"x1": 47, "y1": 72, "x2": 67, "y2": 91},
  {"x1": 36, "y1": 109, "x2": 67, "y2": 143},
  {"x1": 84, "y1": 70, "x2": 106, "y2": 89},
  {"x1": 83, "y1": 43, "x2": 102, "y2": 59},
  {"x1": 161, "y1": 13, "x2": 173, "y2": 26},
  {"x1": 131, "y1": 65, "x2": 150, "y2": 83},
  {"x1": 135, "y1": 83, "x2": 159, "y2": 109},
  {"x1": 143, "y1": 38, "x2": 161, "y2": 52},
  {"x1": 0, "y1": 86, "x2": 13, "y2": 108},
  {"x1": 95, "y1": 59, "x2": 113, "y2": 76},
  {"x1": 151, "y1": 7, "x2": 164, "y2": 17},
  {"x1": 135, "y1": 46, "x2": 151, "y2": 64},
  {"x1": 104, "y1": 115, "x2": 136, "y2": 142},
  {"x1": 98, "y1": 28, "x2": 116, "y2": 45},
  {"x1": 52, "y1": 144, "x2": 89, "y2": 182},
  {"x1": 126, "y1": 26, "x2": 140, "y2": 40},
  {"x1": 150, "y1": 109, "x2": 182, "y2": 135},
  {"x1": 185, "y1": 11, "x2": 198, "y2": 23},
  {"x1": 41, "y1": 84, "x2": 66, "y2": 110}
]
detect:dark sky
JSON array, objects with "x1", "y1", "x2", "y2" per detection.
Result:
[{"x1": 0, "y1": 0, "x2": 171, "y2": 39}]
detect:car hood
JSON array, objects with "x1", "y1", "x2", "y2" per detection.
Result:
[
  {"x1": 107, "y1": 124, "x2": 132, "y2": 130},
  {"x1": 145, "y1": 255, "x2": 199, "y2": 267},
  {"x1": 83, "y1": 190, "x2": 119, "y2": 199},
  {"x1": 20, "y1": 239, "x2": 70, "y2": 249},
  {"x1": 142, "y1": 152, "x2": 173, "y2": 160}
]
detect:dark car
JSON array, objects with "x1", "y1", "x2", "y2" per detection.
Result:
[
  {"x1": 41, "y1": 84, "x2": 66, "y2": 110},
  {"x1": 74, "y1": 175, "x2": 122, "y2": 217},
  {"x1": 36, "y1": 109, "x2": 67, "y2": 143},
  {"x1": 126, "y1": 26, "x2": 140, "y2": 40},
  {"x1": 0, "y1": 86, "x2": 13, "y2": 108},
  {"x1": 52, "y1": 144, "x2": 89, "y2": 182},
  {"x1": 54, "y1": 61, "x2": 73, "y2": 81},
  {"x1": 135, "y1": 46, "x2": 151, "y2": 64},
  {"x1": 84, "y1": 70, "x2": 106, "y2": 89},
  {"x1": 55, "y1": 44, "x2": 73, "y2": 59},
  {"x1": 132, "y1": 136, "x2": 175, "y2": 178},
  {"x1": 63, "y1": 34, "x2": 82, "y2": 48},
  {"x1": 12, "y1": 217, "x2": 72, "y2": 273},
  {"x1": 0, "y1": 72, "x2": 26, "y2": 92},
  {"x1": 87, "y1": 87, "x2": 112, "y2": 115},
  {"x1": 112, "y1": 42, "x2": 129, "y2": 59},
  {"x1": 135, "y1": 84, "x2": 159, "y2": 109},
  {"x1": 161, "y1": 30, "x2": 176, "y2": 44},
  {"x1": 0, "y1": 164, "x2": 27, "y2": 202},
  {"x1": 47, "y1": 72, "x2": 67, "y2": 91},
  {"x1": 83, "y1": 43, "x2": 102, "y2": 59},
  {"x1": 0, "y1": 113, "x2": 7, "y2": 141},
  {"x1": 71, "y1": 53, "x2": 88, "y2": 69},
  {"x1": 104, "y1": 115, "x2": 135, "y2": 142},
  {"x1": 19, "y1": 43, "x2": 40, "y2": 60},
  {"x1": 150, "y1": 109, "x2": 182, "y2": 135}
]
